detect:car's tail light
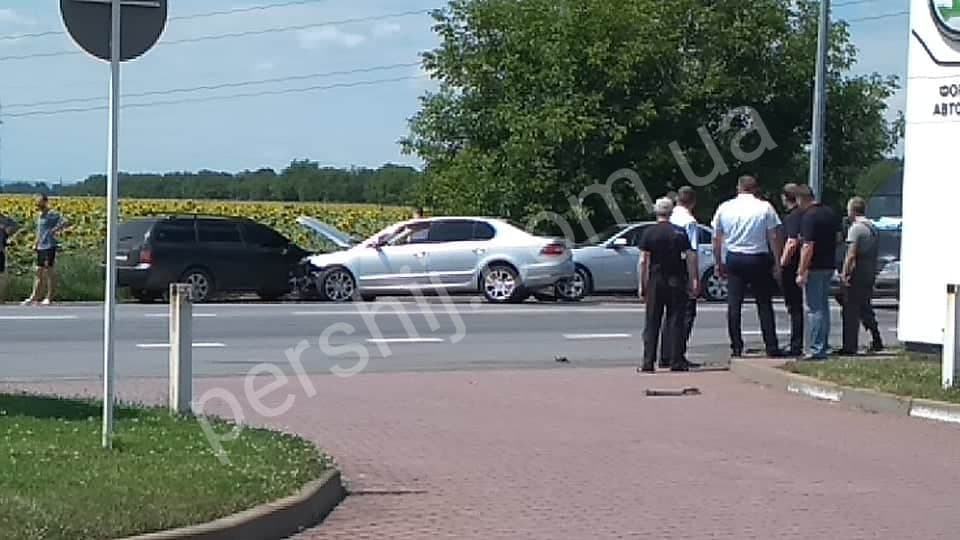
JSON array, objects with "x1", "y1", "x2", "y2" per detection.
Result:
[
  {"x1": 540, "y1": 243, "x2": 566, "y2": 256},
  {"x1": 139, "y1": 248, "x2": 153, "y2": 264}
]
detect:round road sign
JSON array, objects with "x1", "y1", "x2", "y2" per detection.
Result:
[{"x1": 60, "y1": 0, "x2": 168, "y2": 62}]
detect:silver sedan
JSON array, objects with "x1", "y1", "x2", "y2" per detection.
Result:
[
  {"x1": 298, "y1": 216, "x2": 575, "y2": 303},
  {"x1": 555, "y1": 222, "x2": 727, "y2": 301}
]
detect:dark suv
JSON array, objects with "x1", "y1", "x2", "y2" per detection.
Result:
[{"x1": 116, "y1": 215, "x2": 308, "y2": 303}]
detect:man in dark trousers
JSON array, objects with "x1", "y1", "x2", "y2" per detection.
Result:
[
  {"x1": 711, "y1": 176, "x2": 785, "y2": 358},
  {"x1": 639, "y1": 197, "x2": 699, "y2": 372},
  {"x1": 778, "y1": 183, "x2": 805, "y2": 357},
  {"x1": 794, "y1": 185, "x2": 842, "y2": 360},
  {"x1": 837, "y1": 196, "x2": 884, "y2": 354},
  {"x1": 660, "y1": 186, "x2": 701, "y2": 368}
]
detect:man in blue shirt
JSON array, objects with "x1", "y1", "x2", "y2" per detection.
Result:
[
  {"x1": 711, "y1": 176, "x2": 785, "y2": 358},
  {"x1": 23, "y1": 194, "x2": 68, "y2": 306}
]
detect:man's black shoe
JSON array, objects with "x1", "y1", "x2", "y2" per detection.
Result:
[
  {"x1": 731, "y1": 350, "x2": 743, "y2": 358},
  {"x1": 832, "y1": 349, "x2": 858, "y2": 356},
  {"x1": 766, "y1": 350, "x2": 787, "y2": 358},
  {"x1": 670, "y1": 364, "x2": 689, "y2": 372},
  {"x1": 639, "y1": 364, "x2": 655, "y2": 373}
]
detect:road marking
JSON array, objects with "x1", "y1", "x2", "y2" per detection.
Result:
[
  {"x1": 563, "y1": 333, "x2": 632, "y2": 340},
  {"x1": 144, "y1": 313, "x2": 217, "y2": 318},
  {"x1": 366, "y1": 337, "x2": 445, "y2": 344},
  {"x1": 0, "y1": 315, "x2": 78, "y2": 321},
  {"x1": 136, "y1": 342, "x2": 226, "y2": 349}
]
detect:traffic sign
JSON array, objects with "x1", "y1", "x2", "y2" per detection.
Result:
[
  {"x1": 60, "y1": 0, "x2": 167, "y2": 62},
  {"x1": 59, "y1": 0, "x2": 168, "y2": 450}
]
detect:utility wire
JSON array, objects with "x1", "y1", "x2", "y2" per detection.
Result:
[
  {"x1": 0, "y1": 0, "x2": 330, "y2": 42},
  {"x1": 3, "y1": 76, "x2": 421, "y2": 119},
  {"x1": 0, "y1": 9, "x2": 430, "y2": 63},
  {"x1": 4, "y1": 62, "x2": 421, "y2": 109},
  {"x1": 844, "y1": 10, "x2": 908, "y2": 22}
]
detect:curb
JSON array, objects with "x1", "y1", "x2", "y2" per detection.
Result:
[
  {"x1": 731, "y1": 360, "x2": 960, "y2": 426},
  {"x1": 115, "y1": 468, "x2": 346, "y2": 540}
]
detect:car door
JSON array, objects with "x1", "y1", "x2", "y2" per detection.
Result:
[
  {"x1": 354, "y1": 222, "x2": 431, "y2": 291},
  {"x1": 149, "y1": 218, "x2": 199, "y2": 284},
  {"x1": 423, "y1": 219, "x2": 489, "y2": 288},
  {"x1": 196, "y1": 219, "x2": 249, "y2": 291},
  {"x1": 595, "y1": 225, "x2": 645, "y2": 291},
  {"x1": 241, "y1": 221, "x2": 296, "y2": 293},
  {"x1": 697, "y1": 226, "x2": 714, "y2": 279}
]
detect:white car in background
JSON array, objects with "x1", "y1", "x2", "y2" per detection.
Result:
[
  {"x1": 554, "y1": 222, "x2": 727, "y2": 302},
  {"x1": 297, "y1": 216, "x2": 575, "y2": 304}
]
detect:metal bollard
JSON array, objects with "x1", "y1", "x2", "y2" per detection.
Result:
[
  {"x1": 943, "y1": 284, "x2": 960, "y2": 389},
  {"x1": 169, "y1": 283, "x2": 193, "y2": 414}
]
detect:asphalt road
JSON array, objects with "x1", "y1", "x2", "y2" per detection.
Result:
[{"x1": 0, "y1": 296, "x2": 900, "y2": 381}]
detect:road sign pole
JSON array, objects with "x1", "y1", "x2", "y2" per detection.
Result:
[
  {"x1": 102, "y1": 0, "x2": 121, "y2": 450},
  {"x1": 808, "y1": 0, "x2": 829, "y2": 201}
]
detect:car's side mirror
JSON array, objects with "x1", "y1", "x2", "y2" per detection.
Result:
[{"x1": 611, "y1": 237, "x2": 629, "y2": 249}]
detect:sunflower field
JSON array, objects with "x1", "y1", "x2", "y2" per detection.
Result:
[{"x1": 0, "y1": 195, "x2": 410, "y2": 300}]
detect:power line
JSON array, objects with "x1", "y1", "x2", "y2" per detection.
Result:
[
  {"x1": 3, "y1": 76, "x2": 421, "y2": 119},
  {"x1": 0, "y1": 9, "x2": 430, "y2": 63},
  {"x1": 844, "y1": 10, "x2": 908, "y2": 22},
  {"x1": 4, "y1": 62, "x2": 421, "y2": 109},
  {"x1": 0, "y1": 0, "x2": 330, "y2": 42}
]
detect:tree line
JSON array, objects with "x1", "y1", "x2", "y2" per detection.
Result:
[{"x1": 0, "y1": 160, "x2": 422, "y2": 206}]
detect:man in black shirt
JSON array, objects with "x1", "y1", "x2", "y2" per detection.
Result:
[
  {"x1": 778, "y1": 184, "x2": 805, "y2": 357},
  {"x1": 639, "y1": 198, "x2": 699, "y2": 372},
  {"x1": 0, "y1": 214, "x2": 20, "y2": 303},
  {"x1": 795, "y1": 185, "x2": 842, "y2": 360}
]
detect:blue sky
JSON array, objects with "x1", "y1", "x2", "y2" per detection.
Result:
[{"x1": 0, "y1": 0, "x2": 908, "y2": 184}]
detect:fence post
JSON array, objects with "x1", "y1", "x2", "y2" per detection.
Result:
[
  {"x1": 943, "y1": 284, "x2": 960, "y2": 389},
  {"x1": 169, "y1": 283, "x2": 193, "y2": 414}
]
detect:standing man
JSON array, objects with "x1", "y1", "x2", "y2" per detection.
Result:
[
  {"x1": 659, "y1": 186, "x2": 700, "y2": 368},
  {"x1": 711, "y1": 175, "x2": 784, "y2": 358},
  {"x1": 0, "y1": 214, "x2": 20, "y2": 303},
  {"x1": 779, "y1": 183, "x2": 806, "y2": 357},
  {"x1": 639, "y1": 197, "x2": 699, "y2": 372},
  {"x1": 794, "y1": 185, "x2": 842, "y2": 360},
  {"x1": 838, "y1": 196, "x2": 884, "y2": 354},
  {"x1": 22, "y1": 194, "x2": 68, "y2": 306}
]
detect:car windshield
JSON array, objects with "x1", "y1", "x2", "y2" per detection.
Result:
[{"x1": 582, "y1": 224, "x2": 628, "y2": 245}]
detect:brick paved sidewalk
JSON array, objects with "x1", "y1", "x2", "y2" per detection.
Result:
[{"x1": 6, "y1": 367, "x2": 960, "y2": 539}]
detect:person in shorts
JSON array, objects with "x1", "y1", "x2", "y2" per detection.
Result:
[
  {"x1": 23, "y1": 194, "x2": 68, "y2": 306},
  {"x1": 0, "y1": 214, "x2": 20, "y2": 303}
]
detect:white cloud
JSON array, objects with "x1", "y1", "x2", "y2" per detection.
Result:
[
  {"x1": 254, "y1": 61, "x2": 276, "y2": 72},
  {"x1": 297, "y1": 27, "x2": 367, "y2": 49},
  {"x1": 372, "y1": 22, "x2": 402, "y2": 38},
  {"x1": 0, "y1": 8, "x2": 35, "y2": 27}
]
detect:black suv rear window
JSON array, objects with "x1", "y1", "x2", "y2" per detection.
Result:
[
  {"x1": 153, "y1": 220, "x2": 196, "y2": 243},
  {"x1": 198, "y1": 220, "x2": 242, "y2": 244},
  {"x1": 118, "y1": 220, "x2": 155, "y2": 247}
]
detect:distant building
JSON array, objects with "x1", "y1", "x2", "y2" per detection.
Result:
[{"x1": 866, "y1": 167, "x2": 902, "y2": 219}]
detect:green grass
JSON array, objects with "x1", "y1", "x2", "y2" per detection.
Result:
[
  {"x1": 0, "y1": 393, "x2": 330, "y2": 540},
  {"x1": 2, "y1": 253, "x2": 109, "y2": 303},
  {"x1": 783, "y1": 355, "x2": 960, "y2": 404}
]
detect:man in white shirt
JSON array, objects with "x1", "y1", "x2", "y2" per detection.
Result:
[
  {"x1": 659, "y1": 186, "x2": 700, "y2": 368},
  {"x1": 711, "y1": 176, "x2": 785, "y2": 358}
]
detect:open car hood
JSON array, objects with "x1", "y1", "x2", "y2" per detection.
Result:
[{"x1": 296, "y1": 216, "x2": 356, "y2": 249}]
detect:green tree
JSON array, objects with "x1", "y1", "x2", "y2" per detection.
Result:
[{"x1": 402, "y1": 0, "x2": 900, "y2": 234}]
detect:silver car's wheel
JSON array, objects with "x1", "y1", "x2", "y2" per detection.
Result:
[
  {"x1": 320, "y1": 267, "x2": 357, "y2": 303},
  {"x1": 180, "y1": 269, "x2": 213, "y2": 303},
  {"x1": 482, "y1": 265, "x2": 522, "y2": 303},
  {"x1": 555, "y1": 268, "x2": 588, "y2": 301},
  {"x1": 703, "y1": 268, "x2": 727, "y2": 302}
]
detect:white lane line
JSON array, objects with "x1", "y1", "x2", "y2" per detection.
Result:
[
  {"x1": 0, "y1": 314, "x2": 78, "y2": 321},
  {"x1": 143, "y1": 313, "x2": 218, "y2": 318},
  {"x1": 563, "y1": 333, "x2": 632, "y2": 340},
  {"x1": 136, "y1": 342, "x2": 227, "y2": 349},
  {"x1": 366, "y1": 337, "x2": 445, "y2": 344}
]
